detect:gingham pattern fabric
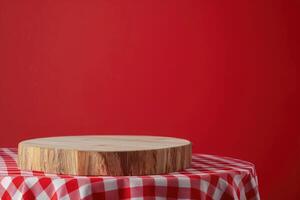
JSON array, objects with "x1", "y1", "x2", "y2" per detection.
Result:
[{"x1": 0, "y1": 148, "x2": 260, "y2": 200}]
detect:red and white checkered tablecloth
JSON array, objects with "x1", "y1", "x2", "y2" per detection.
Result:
[{"x1": 0, "y1": 148, "x2": 260, "y2": 200}]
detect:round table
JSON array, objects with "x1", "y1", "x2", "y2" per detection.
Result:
[{"x1": 0, "y1": 148, "x2": 260, "y2": 199}]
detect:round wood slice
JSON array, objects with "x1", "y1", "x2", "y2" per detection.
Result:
[{"x1": 18, "y1": 135, "x2": 192, "y2": 176}]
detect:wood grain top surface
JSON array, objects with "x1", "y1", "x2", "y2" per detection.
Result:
[{"x1": 19, "y1": 135, "x2": 191, "y2": 152}]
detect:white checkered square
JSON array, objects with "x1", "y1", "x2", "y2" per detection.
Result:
[
  {"x1": 129, "y1": 177, "x2": 143, "y2": 187},
  {"x1": 177, "y1": 176, "x2": 191, "y2": 188},
  {"x1": 152, "y1": 176, "x2": 167, "y2": 186},
  {"x1": 24, "y1": 177, "x2": 39, "y2": 188},
  {"x1": 200, "y1": 180, "x2": 209, "y2": 193},
  {"x1": 1, "y1": 176, "x2": 12, "y2": 189},
  {"x1": 52, "y1": 178, "x2": 66, "y2": 190},
  {"x1": 130, "y1": 198, "x2": 144, "y2": 200},
  {"x1": 104, "y1": 178, "x2": 118, "y2": 191},
  {"x1": 12, "y1": 189, "x2": 23, "y2": 200},
  {"x1": 78, "y1": 183, "x2": 92, "y2": 198},
  {"x1": 36, "y1": 191, "x2": 50, "y2": 200}
]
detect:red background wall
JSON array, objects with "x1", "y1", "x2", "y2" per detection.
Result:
[{"x1": 0, "y1": 0, "x2": 299, "y2": 199}]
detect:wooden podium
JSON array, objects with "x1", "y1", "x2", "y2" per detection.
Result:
[{"x1": 18, "y1": 135, "x2": 192, "y2": 176}]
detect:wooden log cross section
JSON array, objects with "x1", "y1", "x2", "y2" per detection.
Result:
[{"x1": 18, "y1": 136, "x2": 192, "y2": 176}]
